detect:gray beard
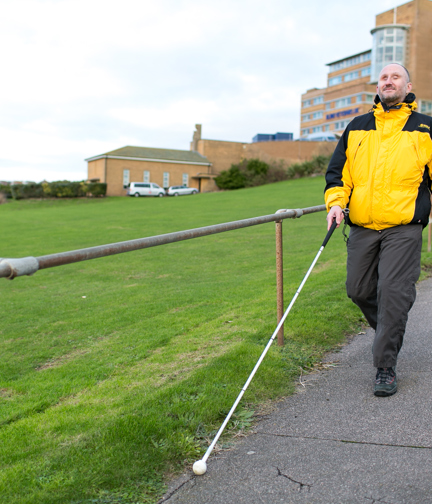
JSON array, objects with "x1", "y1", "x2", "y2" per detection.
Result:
[{"x1": 379, "y1": 91, "x2": 406, "y2": 106}]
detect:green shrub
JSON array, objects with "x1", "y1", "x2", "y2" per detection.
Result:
[
  {"x1": 245, "y1": 158, "x2": 269, "y2": 176},
  {"x1": 287, "y1": 155, "x2": 331, "y2": 179},
  {"x1": 87, "y1": 182, "x2": 107, "y2": 197},
  {"x1": 215, "y1": 155, "x2": 333, "y2": 190},
  {"x1": 215, "y1": 165, "x2": 248, "y2": 190},
  {"x1": 11, "y1": 183, "x2": 44, "y2": 200},
  {"x1": 215, "y1": 159, "x2": 270, "y2": 190},
  {"x1": 0, "y1": 184, "x2": 12, "y2": 199},
  {"x1": 45, "y1": 181, "x2": 83, "y2": 198},
  {"x1": 11, "y1": 181, "x2": 107, "y2": 199},
  {"x1": 243, "y1": 159, "x2": 269, "y2": 187}
]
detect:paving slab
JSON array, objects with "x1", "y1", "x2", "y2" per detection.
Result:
[{"x1": 160, "y1": 278, "x2": 432, "y2": 504}]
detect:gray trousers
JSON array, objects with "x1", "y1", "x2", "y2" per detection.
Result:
[{"x1": 346, "y1": 225, "x2": 423, "y2": 368}]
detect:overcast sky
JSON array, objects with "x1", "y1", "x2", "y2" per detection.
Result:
[{"x1": 0, "y1": 0, "x2": 404, "y2": 182}]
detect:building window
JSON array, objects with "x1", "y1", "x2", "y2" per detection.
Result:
[
  {"x1": 324, "y1": 124, "x2": 330, "y2": 131},
  {"x1": 325, "y1": 102, "x2": 332, "y2": 110},
  {"x1": 329, "y1": 64, "x2": 371, "y2": 87},
  {"x1": 301, "y1": 129, "x2": 309, "y2": 136},
  {"x1": 344, "y1": 71, "x2": 358, "y2": 82},
  {"x1": 356, "y1": 93, "x2": 374, "y2": 103},
  {"x1": 163, "y1": 172, "x2": 170, "y2": 188},
  {"x1": 329, "y1": 76, "x2": 342, "y2": 87},
  {"x1": 335, "y1": 97, "x2": 351, "y2": 109},
  {"x1": 314, "y1": 96, "x2": 324, "y2": 105},
  {"x1": 312, "y1": 126, "x2": 323, "y2": 133},
  {"x1": 143, "y1": 170, "x2": 150, "y2": 183},
  {"x1": 420, "y1": 101, "x2": 432, "y2": 116},
  {"x1": 334, "y1": 119, "x2": 352, "y2": 130},
  {"x1": 385, "y1": 46, "x2": 394, "y2": 61},
  {"x1": 302, "y1": 99, "x2": 312, "y2": 108},
  {"x1": 182, "y1": 173, "x2": 189, "y2": 186},
  {"x1": 304, "y1": 111, "x2": 323, "y2": 121},
  {"x1": 361, "y1": 66, "x2": 371, "y2": 77},
  {"x1": 123, "y1": 169, "x2": 130, "y2": 189},
  {"x1": 371, "y1": 26, "x2": 407, "y2": 81},
  {"x1": 328, "y1": 52, "x2": 371, "y2": 73}
]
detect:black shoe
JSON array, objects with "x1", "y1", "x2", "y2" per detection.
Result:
[{"x1": 374, "y1": 367, "x2": 397, "y2": 397}]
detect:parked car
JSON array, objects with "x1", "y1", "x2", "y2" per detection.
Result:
[
  {"x1": 126, "y1": 182, "x2": 165, "y2": 197},
  {"x1": 167, "y1": 185, "x2": 199, "y2": 196}
]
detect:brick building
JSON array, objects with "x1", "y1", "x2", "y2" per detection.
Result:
[
  {"x1": 86, "y1": 126, "x2": 336, "y2": 196},
  {"x1": 190, "y1": 125, "x2": 335, "y2": 175},
  {"x1": 300, "y1": 0, "x2": 432, "y2": 138},
  {"x1": 86, "y1": 146, "x2": 214, "y2": 197}
]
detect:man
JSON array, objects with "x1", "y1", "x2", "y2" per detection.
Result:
[{"x1": 325, "y1": 63, "x2": 432, "y2": 397}]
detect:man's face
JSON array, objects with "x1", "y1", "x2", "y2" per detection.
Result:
[{"x1": 376, "y1": 64, "x2": 412, "y2": 106}]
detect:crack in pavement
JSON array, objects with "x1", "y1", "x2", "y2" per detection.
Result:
[
  {"x1": 157, "y1": 476, "x2": 194, "y2": 503},
  {"x1": 261, "y1": 431, "x2": 432, "y2": 450},
  {"x1": 275, "y1": 467, "x2": 312, "y2": 492},
  {"x1": 364, "y1": 496, "x2": 395, "y2": 504}
]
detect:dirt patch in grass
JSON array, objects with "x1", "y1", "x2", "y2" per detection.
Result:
[
  {"x1": 35, "y1": 349, "x2": 88, "y2": 371},
  {"x1": 128, "y1": 336, "x2": 239, "y2": 389},
  {"x1": 1, "y1": 337, "x2": 25, "y2": 344},
  {"x1": 311, "y1": 259, "x2": 335, "y2": 274},
  {"x1": 169, "y1": 302, "x2": 214, "y2": 314},
  {"x1": 0, "y1": 388, "x2": 15, "y2": 398}
]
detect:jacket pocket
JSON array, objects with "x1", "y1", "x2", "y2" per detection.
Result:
[
  {"x1": 349, "y1": 184, "x2": 372, "y2": 226},
  {"x1": 348, "y1": 134, "x2": 370, "y2": 185},
  {"x1": 391, "y1": 134, "x2": 424, "y2": 187}
]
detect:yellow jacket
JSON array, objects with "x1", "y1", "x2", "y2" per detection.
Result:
[{"x1": 325, "y1": 94, "x2": 432, "y2": 230}]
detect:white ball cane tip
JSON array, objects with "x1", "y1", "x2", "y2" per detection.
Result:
[{"x1": 193, "y1": 460, "x2": 207, "y2": 475}]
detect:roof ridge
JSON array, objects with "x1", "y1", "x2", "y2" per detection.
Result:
[{"x1": 86, "y1": 145, "x2": 210, "y2": 164}]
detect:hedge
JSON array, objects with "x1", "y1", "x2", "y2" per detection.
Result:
[
  {"x1": 215, "y1": 155, "x2": 332, "y2": 190},
  {"x1": 10, "y1": 181, "x2": 107, "y2": 200},
  {"x1": 0, "y1": 184, "x2": 13, "y2": 199}
]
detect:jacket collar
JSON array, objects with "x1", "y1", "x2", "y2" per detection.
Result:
[{"x1": 373, "y1": 92, "x2": 417, "y2": 112}]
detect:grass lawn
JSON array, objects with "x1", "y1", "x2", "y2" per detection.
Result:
[{"x1": 1, "y1": 177, "x2": 431, "y2": 503}]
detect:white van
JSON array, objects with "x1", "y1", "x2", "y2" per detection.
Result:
[{"x1": 126, "y1": 182, "x2": 165, "y2": 197}]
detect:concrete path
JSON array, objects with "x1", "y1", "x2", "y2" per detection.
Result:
[{"x1": 160, "y1": 278, "x2": 432, "y2": 504}]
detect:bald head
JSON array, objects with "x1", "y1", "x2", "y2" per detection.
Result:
[
  {"x1": 379, "y1": 63, "x2": 410, "y2": 83},
  {"x1": 377, "y1": 63, "x2": 412, "y2": 107}
]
